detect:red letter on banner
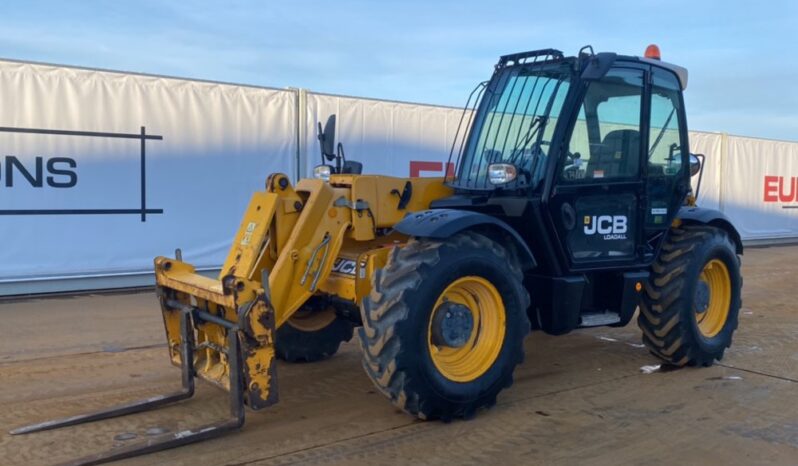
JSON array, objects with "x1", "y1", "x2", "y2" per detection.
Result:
[
  {"x1": 410, "y1": 161, "x2": 443, "y2": 177},
  {"x1": 779, "y1": 176, "x2": 797, "y2": 203},
  {"x1": 764, "y1": 176, "x2": 779, "y2": 202}
]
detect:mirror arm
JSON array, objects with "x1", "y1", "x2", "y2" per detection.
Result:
[
  {"x1": 693, "y1": 153, "x2": 706, "y2": 201},
  {"x1": 317, "y1": 122, "x2": 325, "y2": 165}
]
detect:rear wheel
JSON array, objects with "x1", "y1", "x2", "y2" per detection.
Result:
[
  {"x1": 638, "y1": 225, "x2": 742, "y2": 366},
  {"x1": 276, "y1": 300, "x2": 354, "y2": 362},
  {"x1": 359, "y1": 232, "x2": 530, "y2": 420}
]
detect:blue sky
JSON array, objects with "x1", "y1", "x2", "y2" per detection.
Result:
[{"x1": 0, "y1": 0, "x2": 796, "y2": 140}]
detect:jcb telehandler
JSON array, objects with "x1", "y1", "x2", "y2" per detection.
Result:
[{"x1": 13, "y1": 45, "x2": 743, "y2": 465}]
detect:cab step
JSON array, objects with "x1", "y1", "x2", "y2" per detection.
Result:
[{"x1": 579, "y1": 311, "x2": 622, "y2": 327}]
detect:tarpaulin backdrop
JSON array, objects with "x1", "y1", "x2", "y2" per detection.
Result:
[
  {"x1": 303, "y1": 92, "x2": 466, "y2": 179},
  {"x1": 723, "y1": 136, "x2": 798, "y2": 240},
  {"x1": 0, "y1": 60, "x2": 296, "y2": 294},
  {"x1": 1, "y1": 59, "x2": 796, "y2": 294}
]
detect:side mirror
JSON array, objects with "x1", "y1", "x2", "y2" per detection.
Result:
[
  {"x1": 318, "y1": 115, "x2": 336, "y2": 161},
  {"x1": 342, "y1": 160, "x2": 363, "y2": 175},
  {"x1": 689, "y1": 153, "x2": 702, "y2": 177}
]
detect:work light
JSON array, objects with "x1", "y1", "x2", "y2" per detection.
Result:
[
  {"x1": 488, "y1": 163, "x2": 517, "y2": 185},
  {"x1": 313, "y1": 164, "x2": 332, "y2": 181}
]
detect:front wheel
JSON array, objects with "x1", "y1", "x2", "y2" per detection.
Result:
[
  {"x1": 276, "y1": 300, "x2": 354, "y2": 363},
  {"x1": 359, "y1": 232, "x2": 531, "y2": 420},
  {"x1": 638, "y1": 225, "x2": 742, "y2": 366}
]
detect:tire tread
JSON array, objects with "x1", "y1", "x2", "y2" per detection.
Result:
[
  {"x1": 638, "y1": 225, "x2": 741, "y2": 367},
  {"x1": 359, "y1": 232, "x2": 530, "y2": 420}
]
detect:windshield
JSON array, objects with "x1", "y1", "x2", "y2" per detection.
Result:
[{"x1": 451, "y1": 65, "x2": 571, "y2": 190}]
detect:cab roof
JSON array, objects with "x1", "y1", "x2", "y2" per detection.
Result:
[{"x1": 497, "y1": 48, "x2": 689, "y2": 90}]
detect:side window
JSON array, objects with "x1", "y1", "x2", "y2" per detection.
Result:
[
  {"x1": 562, "y1": 105, "x2": 589, "y2": 181},
  {"x1": 648, "y1": 73, "x2": 683, "y2": 175},
  {"x1": 561, "y1": 68, "x2": 644, "y2": 182}
]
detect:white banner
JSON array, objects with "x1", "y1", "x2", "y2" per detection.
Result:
[
  {"x1": 0, "y1": 60, "x2": 297, "y2": 293},
  {"x1": 2, "y1": 60, "x2": 797, "y2": 294},
  {"x1": 304, "y1": 93, "x2": 466, "y2": 178},
  {"x1": 723, "y1": 135, "x2": 798, "y2": 240}
]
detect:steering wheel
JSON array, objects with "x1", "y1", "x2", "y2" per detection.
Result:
[{"x1": 562, "y1": 151, "x2": 585, "y2": 180}]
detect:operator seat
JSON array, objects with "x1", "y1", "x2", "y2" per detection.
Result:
[{"x1": 588, "y1": 129, "x2": 640, "y2": 178}]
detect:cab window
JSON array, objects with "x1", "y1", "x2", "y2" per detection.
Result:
[
  {"x1": 561, "y1": 68, "x2": 644, "y2": 182},
  {"x1": 648, "y1": 71, "x2": 684, "y2": 175}
]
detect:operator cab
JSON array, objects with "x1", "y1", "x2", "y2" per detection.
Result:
[{"x1": 440, "y1": 45, "x2": 694, "y2": 275}]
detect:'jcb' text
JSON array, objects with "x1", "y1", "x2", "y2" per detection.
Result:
[{"x1": 584, "y1": 215, "x2": 628, "y2": 240}]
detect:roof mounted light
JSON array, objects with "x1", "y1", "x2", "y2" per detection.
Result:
[{"x1": 645, "y1": 44, "x2": 661, "y2": 60}]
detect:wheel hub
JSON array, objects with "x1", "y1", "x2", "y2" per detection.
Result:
[
  {"x1": 694, "y1": 280, "x2": 711, "y2": 314},
  {"x1": 431, "y1": 302, "x2": 474, "y2": 348},
  {"x1": 426, "y1": 275, "x2": 506, "y2": 382}
]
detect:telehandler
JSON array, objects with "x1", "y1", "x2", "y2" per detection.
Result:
[{"x1": 12, "y1": 45, "x2": 743, "y2": 465}]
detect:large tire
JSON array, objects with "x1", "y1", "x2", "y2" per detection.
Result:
[
  {"x1": 359, "y1": 232, "x2": 531, "y2": 420},
  {"x1": 638, "y1": 225, "x2": 742, "y2": 366},
  {"x1": 276, "y1": 301, "x2": 354, "y2": 363}
]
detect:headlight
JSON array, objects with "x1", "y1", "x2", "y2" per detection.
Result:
[
  {"x1": 488, "y1": 163, "x2": 517, "y2": 185},
  {"x1": 313, "y1": 164, "x2": 332, "y2": 181}
]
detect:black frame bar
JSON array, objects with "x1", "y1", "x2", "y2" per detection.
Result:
[{"x1": 0, "y1": 126, "x2": 164, "y2": 222}]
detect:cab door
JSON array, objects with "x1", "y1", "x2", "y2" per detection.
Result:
[
  {"x1": 547, "y1": 65, "x2": 648, "y2": 269},
  {"x1": 643, "y1": 67, "x2": 691, "y2": 256}
]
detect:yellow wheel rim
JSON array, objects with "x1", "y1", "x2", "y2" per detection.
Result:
[
  {"x1": 427, "y1": 276, "x2": 506, "y2": 383},
  {"x1": 287, "y1": 306, "x2": 337, "y2": 332},
  {"x1": 695, "y1": 259, "x2": 732, "y2": 338}
]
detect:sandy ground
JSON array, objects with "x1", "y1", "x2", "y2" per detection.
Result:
[{"x1": 0, "y1": 245, "x2": 796, "y2": 466}]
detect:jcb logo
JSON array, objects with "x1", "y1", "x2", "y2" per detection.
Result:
[
  {"x1": 584, "y1": 215, "x2": 628, "y2": 240},
  {"x1": 331, "y1": 258, "x2": 367, "y2": 277}
]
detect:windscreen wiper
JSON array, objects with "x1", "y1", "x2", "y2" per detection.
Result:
[{"x1": 509, "y1": 116, "x2": 546, "y2": 165}]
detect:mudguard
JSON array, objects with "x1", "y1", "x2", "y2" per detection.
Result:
[
  {"x1": 394, "y1": 209, "x2": 537, "y2": 269},
  {"x1": 677, "y1": 206, "x2": 743, "y2": 254}
]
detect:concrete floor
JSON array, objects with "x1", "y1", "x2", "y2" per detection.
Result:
[{"x1": 0, "y1": 245, "x2": 796, "y2": 466}]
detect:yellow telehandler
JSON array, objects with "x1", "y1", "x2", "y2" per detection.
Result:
[{"x1": 12, "y1": 45, "x2": 743, "y2": 465}]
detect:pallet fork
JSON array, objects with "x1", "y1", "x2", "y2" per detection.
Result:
[{"x1": 10, "y1": 298, "x2": 260, "y2": 466}]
